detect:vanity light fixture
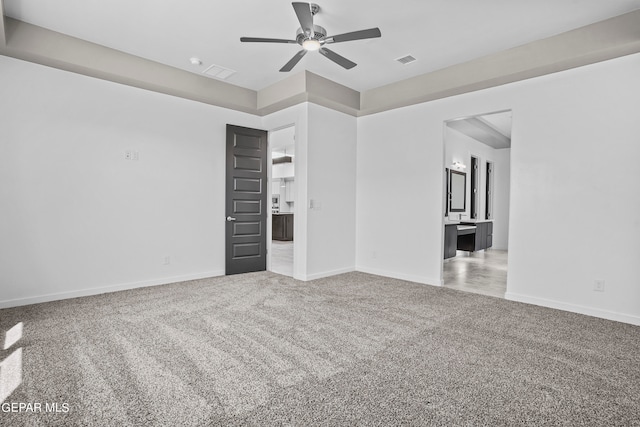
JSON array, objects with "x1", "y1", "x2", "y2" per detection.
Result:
[{"x1": 452, "y1": 161, "x2": 467, "y2": 170}]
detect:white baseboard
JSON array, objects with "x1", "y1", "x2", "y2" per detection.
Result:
[
  {"x1": 505, "y1": 292, "x2": 640, "y2": 326},
  {"x1": 355, "y1": 266, "x2": 441, "y2": 287},
  {"x1": 302, "y1": 267, "x2": 355, "y2": 281},
  {"x1": 0, "y1": 270, "x2": 225, "y2": 310}
]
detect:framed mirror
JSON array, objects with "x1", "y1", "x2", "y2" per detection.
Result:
[{"x1": 449, "y1": 170, "x2": 466, "y2": 212}]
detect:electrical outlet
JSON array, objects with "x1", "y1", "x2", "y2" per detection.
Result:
[
  {"x1": 164, "y1": 256, "x2": 171, "y2": 265},
  {"x1": 594, "y1": 279, "x2": 605, "y2": 292}
]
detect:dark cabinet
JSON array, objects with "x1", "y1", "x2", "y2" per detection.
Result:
[
  {"x1": 444, "y1": 224, "x2": 458, "y2": 259},
  {"x1": 456, "y1": 226, "x2": 476, "y2": 252},
  {"x1": 475, "y1": 222, "x2": 487, "y2": 251},
  {"x1": 273, "y1": 214, "x2": 294, "y2": 241},
  {"x1": 486, "y1": 221, "x2": 493, "y2": 249},
  {"x1": 452, "y1": 221, "x2": 493, "y2": 255},
  {"x1": 462, "y1": 221, "x2": 493, "y2": 252}
]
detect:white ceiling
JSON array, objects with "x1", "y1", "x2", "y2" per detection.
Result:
[
  {"x1": 5, "y1": 1, "x2": 640, "y2": 92},
  {"x1": 481, "y1": 111, "x2": 512, "y2": 139},
  {"x1": 447, "y1": 110, "x2": 512, "y2": 149}
]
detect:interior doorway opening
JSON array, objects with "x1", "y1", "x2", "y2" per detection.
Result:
[
  {"x1": 442, "y1": 110, "x2": 512, "y2": 298},
  {"x1": 269, "y1": 125, "x2": 296, "y2": 277}
]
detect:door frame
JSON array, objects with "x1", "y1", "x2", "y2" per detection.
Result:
[
  {"x1": 266, "y1": 124, "x2": 297, "y2": 277},
  {"x1": 440, "y1": 110, "x2": 513, "y2": 293}
]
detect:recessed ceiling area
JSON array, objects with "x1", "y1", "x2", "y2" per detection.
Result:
[
  {"x1": 481, "y1": 111, "x2": 512, "y2": 140},
  {"x1": 447, "y1": 111, "x2": 512, "y2": 149},
  {"x1": 4, "y1": 0, "x2": 640, "y2": 92}
]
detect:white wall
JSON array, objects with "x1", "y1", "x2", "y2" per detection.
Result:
[
  {"x1": 357, "y1": 53, "x2": 640, "y2": 325},
  {"x1": 356, "y1": 106, "x2": 444, "y2": 285},
  {"x1": 0, "y1": 56, "x2": 261, "y2": 307},
  {"x1": 492, "y1": 148, "x2": 510, "y2": 251},
  {"x1": 262, "y1": 103, "x2": 357, "y2": 281},
  {"x1": 305, "y1": 103, "x2": 357, "y2": 279},
  {"x1": 444, "y1": 127, "x2": 511, "y2": 250}
]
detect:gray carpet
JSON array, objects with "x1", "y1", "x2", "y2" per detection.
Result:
[{"x1": 1, "y1": 271, "x2": 639, "y2": 426}]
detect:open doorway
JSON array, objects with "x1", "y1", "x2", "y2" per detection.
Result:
[
  {"x1": 442, "y1": 110, "x2": 512, "y2": 298},
  {"x1": 269, "y1": 126, "x2": 295, "y2": 277}
]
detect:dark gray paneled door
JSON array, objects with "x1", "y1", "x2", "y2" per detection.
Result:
[{"x1": 225, "y1": 125, "x2": 268, "y2": 275}]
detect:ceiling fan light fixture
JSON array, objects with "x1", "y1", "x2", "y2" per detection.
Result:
[
  {"x1": 240, "y1": 2, "x2": 382, "y2": 71},
  {"x1": 302, "y1": 39, "x2": 321, "y2": 51}
]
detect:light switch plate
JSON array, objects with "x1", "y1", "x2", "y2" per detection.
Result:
[{"x1": 594, "y1": 279, "x2": 605, "y2": 292}]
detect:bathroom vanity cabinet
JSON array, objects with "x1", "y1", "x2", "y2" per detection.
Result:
[
  {"x1": 444, "y1": 221, "x2": 493, "y2": 259},
  {"x1": 444, "y1": 224, "x2": 458, "y2": 259}
]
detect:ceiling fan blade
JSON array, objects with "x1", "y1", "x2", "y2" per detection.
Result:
[
  {"x1": 325, "y1": 28, "x2": 382, "y2": 44},
  {"x1": 319, "y1": 47, "x2": 356, "y2": 70},
  {"x1": 240, "y1": 37, "x2": 298, "y2": 44},
  {"x1": 280, "y1": 50, "x2": 307, "y2": 72},
  {"x1": 292, "y1": 2, "x2": 314, "y2": 37}
]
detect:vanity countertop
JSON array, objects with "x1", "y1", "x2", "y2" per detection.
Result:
[
  {"x1": 457, "y1": 225, "x2": 477, "y2": 230},
  {"x1": 445, "y1": 219, "x2": 493, "y2": 226}
]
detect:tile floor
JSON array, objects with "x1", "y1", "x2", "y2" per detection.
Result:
[
  {"x1": 270, "y1": 242, "x2": 507, "y2": 298},
  {"x1": 443, "y1": 249, "x2": 508, "y2": 298},
  {"x1": 270, "y1": 240, "x2": 293, "y2": 277}
]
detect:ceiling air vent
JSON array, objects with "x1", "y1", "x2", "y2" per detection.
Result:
[
  {"x1": 395, "y1": 55, "x2": 416, "y2": 65},
  {"x1": 202, "y1": 64, "x2": 236, "y2": 80}
]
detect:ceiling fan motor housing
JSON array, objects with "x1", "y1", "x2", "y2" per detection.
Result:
[{"x1": 296, "y1": 25, "x2": 327, "y2": 44}]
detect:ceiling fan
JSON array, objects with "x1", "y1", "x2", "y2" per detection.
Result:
[{"x1": 240, "y1": 2, "x2": 381, "y2": 72}]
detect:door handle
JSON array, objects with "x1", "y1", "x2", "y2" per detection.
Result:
[{"x1": 226, "y1": 216, "x2": 237, "y2": 222}]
